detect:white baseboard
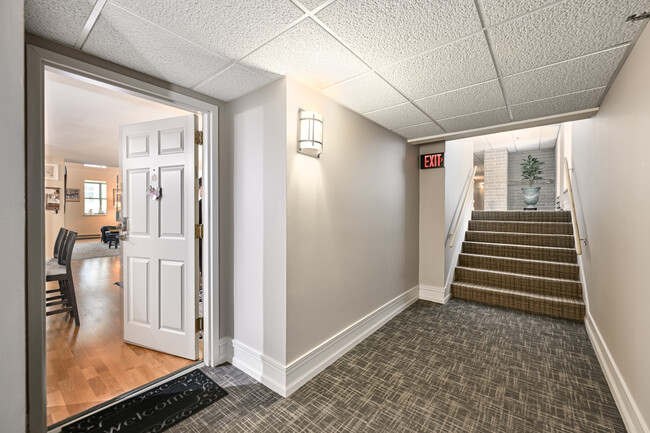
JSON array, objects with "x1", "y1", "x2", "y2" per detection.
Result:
[
  {"x1": 216, "y1": 337, "x2": 233, "y2": 365},
  {"x1": 419, "y1": 284, "x2": 449, "y2": 304},
  {"x1": 585, "y1": 313, "x2": 649, "y2": 433},
  {"x1": 285, "y1": 285, "x2": 419, "y2": 396},
  {"x1": 230, "y1": 285, "x2": 419, "y2": 397}
]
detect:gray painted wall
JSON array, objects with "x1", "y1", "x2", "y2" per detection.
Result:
[
  {"x1": 286, "y1": 79, "x2": 419, "y2": 363},
  {"x1": 571, "y1": 25, "x2": 650, "y2": 429},
  {"x1": 508, "y1": 149, "x2": 556, "y2": 211},
  {"x1": 0, "y1": 1, "x2": 26, "y2": 431},
  {"x1": 228, "y1": 79, "x2": 287, "y2": 362}
]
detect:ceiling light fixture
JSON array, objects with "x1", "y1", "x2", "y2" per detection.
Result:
[{"x1": 298, "y1": 109, "x2": 323, "y2": 158}]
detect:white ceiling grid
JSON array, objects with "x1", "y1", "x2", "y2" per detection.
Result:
[{"x1": 25, "y1": 0, "x2": 650, "y2": 140}]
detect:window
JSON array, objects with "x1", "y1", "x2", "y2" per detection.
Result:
[{"x1": 84, "y1": 181, "x2": 108, "y2": 215}]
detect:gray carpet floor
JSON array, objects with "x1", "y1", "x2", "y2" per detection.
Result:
[
  {"x1": 71, "y1": 241, "x2": 120, "y2": 260},
  {"x1": 170, "y1": 300, "x2": 625, "y2": 433}
]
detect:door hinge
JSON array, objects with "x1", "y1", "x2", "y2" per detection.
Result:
[
  {"x1": 195, "y1": 131, "x2": 203, "y2": 145},
  {"x1": 195, "y1": 317, "x2": 204, "y2": 333},
  {"x1": 195, "y1": 223, "x2": 203, "y2": 239}
]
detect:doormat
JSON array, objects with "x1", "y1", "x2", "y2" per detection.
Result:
[{"x1": 62, "y1": 369, "x2": 227, "y2": 433}]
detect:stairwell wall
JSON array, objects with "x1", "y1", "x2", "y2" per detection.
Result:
[{"x1": 570, "y1": 25, "x2": 650, "y2": 432}]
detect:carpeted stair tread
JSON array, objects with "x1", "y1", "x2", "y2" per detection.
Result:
[
  {"x1": 468, "y1": 220, "x2": 574, "y2": 235},
  {"x1": 471, "y1": 210, "x2": 572, "y2": 222},
  {"x1": 458, "y1": 253, "x2": 580, "y2": 281},
  {"x1": 465, "y1": 230, "x2": 575, "y2": 248},
  {"x1": 462, "y1": 241, "x2": 578, "y2": 263},
  {"x1": 454, "y1": 266, "x2": 582, "y2": 299},
  {"x1": 451, "y1": 282, "x2": 585, "y2": 321}
]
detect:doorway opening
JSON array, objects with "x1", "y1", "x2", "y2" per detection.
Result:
[{"x1": 38, "y1": 63, "x2": 212, "y2": 428}]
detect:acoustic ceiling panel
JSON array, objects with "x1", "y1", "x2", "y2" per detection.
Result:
[
  {"x1": 510, "y1": 88, "x2": 604, "y2": 121},
  {"x1": 489, "y1": 0, "x2": 650, "y2": 75},
  {"x1": 321, "y1": 72, "x2": 408, "y2": 114},
  {"x1": 503, "y1": 45, "x2": 628, "y2": 104},
  {"x1": 299, "y1": 0, "x2": 329, "y2": 11},
  {"x1": 480, "y1": 0, "x2": 558, "y2": 26},
  {"x1": 109, "y1": 0, "x2": 305, "y2": 60},
  {"x1": 416, "y1": 80, "x2": 506, "y2": 120},
  {"x1": 83, "y1": 3, "x2": 231, "y2": 89},
  {"x1": 316, "y1": 0, "x2": 482, "y2": 68},
  {"x1": 393, "y1": 122, "x2": 445, "y2": 140},
  {"x1": 194, "y1": 64, "x2": 271, "y2": 102},
  {"x1": 25, "y1": 0, "x2": 93, "y2": 47},
  {"x1": 439, "y1": 107, "x2": 510, "y2": 133},
  {"x1": 380, "y1": 33, "x2": 497, "y2": 100},
  {"x1": 364, "y1": 103, "x2": 431, "y2": 130},
  {"x1": 240, "y1": 18, "x2": 370, "y2": 90}
]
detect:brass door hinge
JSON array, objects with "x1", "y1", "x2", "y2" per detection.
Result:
[
  {"x1": 195, "y1": 224, "x2": 203, "y2": 239},
  {"x1": 195, "y1": 131, "x2": 203, "y2": 145},
  {"x1": 195, "y1": 317, "x2": 204, "y2": 333}
]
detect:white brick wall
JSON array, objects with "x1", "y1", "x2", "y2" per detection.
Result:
[{"x1": 484, "y1": 148, "x2": 508, "y2": 210}]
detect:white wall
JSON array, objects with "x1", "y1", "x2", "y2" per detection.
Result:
[
  {"x1": 444, "y1": 140, "x2": 474, "y2": 284},
  {"x1": 44, "y1": 156, "x2": 65, "y2": 256},
  {"x1": 0, "y1": 0, "x2": 25, "y2": 431},
  {"x1": 419, "y1": 142, "x2": 446, "y2": 289},
  {"x1": 571, "y1": 26, "x2": 650, "y2": 431},
  {"x1": 285, "y1": 79, "x2": 419, "y2": 363},
  {"x1": 228, "y1": 79, "x2": 287, "y2": 363}
]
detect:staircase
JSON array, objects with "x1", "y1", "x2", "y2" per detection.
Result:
[{"x1": 451, "y1": 210, "x2": 584, "y2": 321}]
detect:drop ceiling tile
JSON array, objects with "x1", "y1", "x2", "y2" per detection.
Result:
[
  {"x1": 299, "y1": 0, "x2": 328, "y2": 10},
  {"x1": 416, "y1": 80, "x2": 505, "y2": 120},
  {"x1": 194, "y1": 64, "x2": 271, "y2": 102},
  {"x1": 503, "y1": 45, "x2": 628, "y2": 104},
  {"x1": 109, "y1": 0, "x2": 305, "y2": 60},
  {"x1": 321, "y1": 72, "x2": 407, "y2": 114},
  {"x1": 393, "y1": 122, "x2": 445, "y2": 140},
  {"x1": 439, "y1": 107, "x2": 510, "y2": 133},
  {"x1": 380, "y1": 33, "x2": 497, "y2": 100},
  {"x1": 540, "y1": 138, "x2": 556, "y2": 149},
  {"x1": 240, "y1": 18, "x2": 370, "y2": 90},
  {"x1": 25, "y1": 0, "x2": 93, "y2": 46},
  {"x1": 364, "y1": 103, "x2": 431, "y2": 130},
  {"x1": 515, "y1": 142, "x2": 539, "y2": 152},
  {"x1": 83, "y1": 3, "x2": 231, "y2": 88},
  {"x1": 539, "y1": 124, "x2": 560, "y2": 142},
  {"x1": 480, "y1": 0, "x2": 557, "y2": 26},
  {"x1": 489, "y1": 0, "x2": 650, "y2": 75},
  {"x1": 511, "y1": 88, "x2": 605, "y2": 121},
  {"x1": 316, "y1": 0, "x2": 482, "y2": 68},
  {"x1": 485, "y1": 131, "x2": 513, "y2": 148}
]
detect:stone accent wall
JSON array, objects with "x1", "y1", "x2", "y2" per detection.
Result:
[
  {"x1": 508, "y1": 149, "x2": 556, "y2": 210},
  {"x1": 484, "y1": 148, "x2": 508, "y2": 210}
]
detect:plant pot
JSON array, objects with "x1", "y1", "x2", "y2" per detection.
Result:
[{"x1": 522, "y1": 186, "x2": 541, "y2": 209}]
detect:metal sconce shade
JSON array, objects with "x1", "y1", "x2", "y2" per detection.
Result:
[{"x1": 298, "y1": 109, "x2": 323, "y2": 158}]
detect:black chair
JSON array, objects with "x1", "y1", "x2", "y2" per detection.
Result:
[
  {"x1": 46, "y1": 230, "x2": 80, "y2": 326},
  {"x1": 47, "y1": 227, "x2": 68, "y2": 266}
]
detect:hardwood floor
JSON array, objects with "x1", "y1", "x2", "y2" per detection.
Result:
[{"x1": 46, "y1": 254, "x2": 197, "y2": 426}]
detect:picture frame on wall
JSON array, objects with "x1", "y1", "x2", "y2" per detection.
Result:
[
  {"x1": 45, "y1": 163, "x2": 59, "y2": 181},
  {"x1": 45, "y1": 187, "x2": 61, "y2": 212},
  {"x1": 66, "y1": 188, "x2": 80, "y2": 202}
]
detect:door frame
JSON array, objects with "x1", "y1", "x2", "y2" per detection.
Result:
[{"x1": 25, "y1": 36, "x2": 222, "y2": 432}]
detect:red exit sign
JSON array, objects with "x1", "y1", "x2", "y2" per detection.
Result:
[{"x1": 420, "y1": 152, "x2": 444, "y2": 169}]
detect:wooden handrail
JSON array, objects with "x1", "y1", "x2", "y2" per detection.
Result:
[
  {"x1": 449, "y1": 166, "x2": 478, "y2": 248},
  {"x1": 564, "y1": 158, "x2": 582, "y2": 255}
]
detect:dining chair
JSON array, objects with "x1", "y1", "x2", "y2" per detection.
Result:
[{"x1": 45, "y1": 230, "x2": 80, "y2": 326}]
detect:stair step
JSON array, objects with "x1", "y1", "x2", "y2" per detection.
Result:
[
  {"x1": 472, "y1": 210, "x2": 571, "y2": 223},
  {"x1": 468, "y1": 220, "x2": 573, "y2": 235},
  {"x1": 462, "y1": 242, "x2": 577, "y2": 264},
  {"x1": 454, "y1": 267, "x2": 582, "y2": 299},
  {"x1": 458, "y1": 254, "x2": 580, "y2": 281},
  {"x1": 451, "y1": 282, "x2": 585, "y2": 321},
  {"x1": 465, "y1": 231, "x2": 575, "y2": 248}
]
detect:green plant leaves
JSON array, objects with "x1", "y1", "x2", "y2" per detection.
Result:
[{"x1": 521, "y1": 154, "x2": 544, "y2": 185}]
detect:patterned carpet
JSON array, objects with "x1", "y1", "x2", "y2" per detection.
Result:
[
  {"x1": 170, "y1": 300, "x2": 625, "y2": 433},
  {"x1": 71, "y1": 241, "x2": 120, "y2": 260}
]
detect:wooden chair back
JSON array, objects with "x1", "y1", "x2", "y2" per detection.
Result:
[
  {"x1": 60, "y1": 231, "x2": 77, "y2": 269},
  {"x1": 54, "y1": 227, "x2": 68, "y2": 262}
]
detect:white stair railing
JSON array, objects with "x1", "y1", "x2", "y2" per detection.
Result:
[
  {"x1": 564, "y1": 158, "x2": 583, "y2": 255},
  {"x1": 449, "y1": 165, "x2": 478, "y2": 249}
]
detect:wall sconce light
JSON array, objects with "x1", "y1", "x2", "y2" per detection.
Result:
[{"x1": 298, "y1": 109, "x2": 323, "y2": 158}]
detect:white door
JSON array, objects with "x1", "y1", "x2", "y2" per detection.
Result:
[{"x1": 120, "y1": 114, "x2": 199, "y2": 360}]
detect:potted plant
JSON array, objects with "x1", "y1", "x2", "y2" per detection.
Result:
[{"x1": 520, "y1": 155, "x2": 544, "y2": 210}]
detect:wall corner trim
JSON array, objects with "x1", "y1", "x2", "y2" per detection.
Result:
[
  {"x1": 585, "y1": 313, "x2": 650, "y2": 433},
  {"x1": 419, "y1": 284, "x2": 449, "y2": 304},
  {"x1": 230, "y1": 286, "x2": 419, "y2": 398}
]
